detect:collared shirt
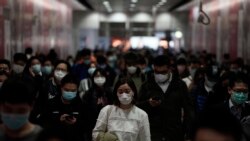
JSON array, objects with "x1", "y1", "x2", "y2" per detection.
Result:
[
  {"x1": 229, "y1": 99, "x2": 243, "y2": 119},
  {"x1": 157, "y1": 73, "x2": 173, "y2": 93},
  {"x1": 204, "y1": 84, "x2": 213, "y2": 94},
  {"x1": 48, "y1": 78, "x2": 60, "y2": 99},
  {"x1": 182, "y1": 75, "x2": 192, "y2": 88}
]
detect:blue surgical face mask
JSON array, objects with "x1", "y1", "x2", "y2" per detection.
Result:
[
  {"x1": 42, "y1": 66, "x2": 53, "y2": 75},
  {"x1": 62, "y1": 91, "x2": 77, "y2": 101},
  {"x1": 1, "y1": 112, "x2": 30, "y2": 130},
  {"x1": 88, "y1": 67, "x2": 96, "y2": 76},
  {"x1": 84, "y1": 60, "x2": 90, "y2": 65},
  {"x1": 32, "y1": 64, "x2": 41, "y2": 74},
  {"x1": 231, "y1": 91, "x2": 248, "y2": 105}
]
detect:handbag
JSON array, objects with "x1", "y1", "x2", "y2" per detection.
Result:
[{"x1": 96, "y1": 105, "x2": 119, "y2": 141}]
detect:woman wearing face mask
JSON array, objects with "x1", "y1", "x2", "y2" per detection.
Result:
[
  {"x1": 92, "y1": 77, "x2": 151, "y2": 141},
  {"x1": 31, "y1": 60, "x2": 71, "y2": 124},
  {"x1": 40, "y1": 74, "x2": 89, "y2": 141},
  {"x1": 22, "y1": 56, "x2": 43, "y2": 96},
  {"x1": 78, "y1": 63, "x2": 97, "y2": 98},
  {"x1": 41, "y1": 58, "x2": 54, "y2": 81},
  {"x1": 83, "y1": 68, "x2": 113, "y2": 140},
  {"x1": 43, "y1": 60, "x2": 71, "y2": 100}
]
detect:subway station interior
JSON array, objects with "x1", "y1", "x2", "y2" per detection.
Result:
[{"x1": 0, "y1": 0, "x2": 250, "y2": 141}]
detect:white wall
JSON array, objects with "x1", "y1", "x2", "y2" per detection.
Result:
[{"x1": 73, "y1": 11, "x2": 189, "y2": 51}]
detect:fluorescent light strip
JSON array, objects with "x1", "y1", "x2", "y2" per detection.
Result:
[{"x1": 132, "y1": 0, "x2": 138, "y2": 3}]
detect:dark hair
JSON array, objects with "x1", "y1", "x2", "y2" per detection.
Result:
[
  {"x1": 228, "y1": 73, "x2": 249, "y2": 88},
  {"x1": 90, "y1": 68, "x2": 108, "y2": 88},
  {"x1": 191, "y1": 108, "x2": 242, "y2": 141},
  {"x1": 231, "y1": 58, "x2": 244, "y2": 68},
  {"x1": 22, "y1": 56, "x2": 41, "y2": 75},
  {"x1": 176, "y1": 58, "x2": 187, "y2": 65},
  {"x1": 25, "y1": 47, "x2": 33, "y2": 54},
  {"x1": 42, "y1": 58, "x2": 54, "y2": 66},
  {"x1": 137, "y1": 55, "x2": 147, "y2": 65},
  {"x1": 96, "y1": 55, "x2": 107, "y2": 65},
  {"x1": 124, "y1": 52, "x2": 138, "y2": 65},
  {"x1": 153, "y1": 55, "x2": 170, "y2": 67},
  {"x1": 0, "y1": 59, "x2": 11, "y2": 69},
  {"x1": 61, "y1": 73, "x2": 79, "y2": 88},
  {"x1": 81, "y1": 49, "x2": 91, "y2": 57},
  {"x1": 113, "y1": 77, "x2": 137, "y2": 106},
  {"x1": 0, "y1": 79, "x2": 34, "y2": 105},
  {"x1": 13, "y1": 53, "x2": 27, "y2": 63},
  {"x1": 205, "y1": 65, "x2": 219, "y2": 81},
  {"x1": 54, "y1": 60, "x2": 71, "y2": 73},
  {"x1": 92, "y1": 68, "x2": 107, "y2": 79}
]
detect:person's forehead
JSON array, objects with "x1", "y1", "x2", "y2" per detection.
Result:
[
  {"x1": 154, "y1": 65, "x2": 168, "y2": 70},
  {"x1": 118, "y1": 83, "x2": 130, "y2": 90},
  {"x1": 0, "y1": 75, "x2": 8, "y2": 80},
  {"x1": 0, "y1": 64, "x2": 8, "y2": 68},
  {"x1": 44, "y1": 60, "x2": 52, "y2": 64},
  {"x1": 195, "y1": 129, "x2": 235, "y2": 141},
  {"x1": 31, "y1": 59, "x2": 40, "y2": 64},
  {"x1": 63, "y1": 83, "x2": 77, "y2": 89},
  {"x1": 2, "y1": 102, "x2": 30, "y2": 109},
  {"x1": 56, "y1": 63, "x2": 67, "y2": 69},
  {"x1": 233, "y1": 82, "x2": 248, "y2": 89},
  {"x1": 15, "y1": 60, "x2": 26, "y2": 65}
]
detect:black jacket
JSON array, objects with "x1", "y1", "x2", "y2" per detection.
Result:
[
  {"x1": 40, "y1": 96, "x2": 89, "y2": 141},
  {"x1": 211, "y1": 101, "x2": 250, "y2": 141},
  {"x1": 137, "y1": 75, "x2": 194, "y2": 141}
]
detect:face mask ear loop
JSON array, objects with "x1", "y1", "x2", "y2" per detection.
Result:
[{"x1": 198, "y1": 0, "x2": 211, "y2": 25}]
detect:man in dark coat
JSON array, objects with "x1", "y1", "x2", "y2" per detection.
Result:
[{"x1": 137, "y1": 55, "x2": 194, "y2": 141}]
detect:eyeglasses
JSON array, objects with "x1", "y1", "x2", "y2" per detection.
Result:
[{"x1": 232, "y1": 90, "x2": 249, "y2": 94}]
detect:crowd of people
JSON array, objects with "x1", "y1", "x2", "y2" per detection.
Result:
[{"x1": 0, "y1": 47, "x2": 249, "y2": 141}]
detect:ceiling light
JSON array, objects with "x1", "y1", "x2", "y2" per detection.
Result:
[
  {"x1": 161, "y1": 0, "x2": 167, "y2": 2},
  {"x1": 158, "y1": 2, "x2": 164, "y2": 6},
  {"x1": 175, "y1": 31, "x2": 183, "y2": 38},
  {"x1": 132, "y1": 0, "x2": 138, "y2": 3},
  {"x1": 103, "y1": 1, "x2": 109, "y2": 5}
]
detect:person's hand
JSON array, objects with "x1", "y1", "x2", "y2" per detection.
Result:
[
  {"x1": 149, "y1": 98, "x2": 161, "y2": 107},
  {"x1": 29, "y1": 67, "x2": 36, "y2": 77},
  {"x1": 60, "y1": 114, "x2": 77, "y2": 125}
]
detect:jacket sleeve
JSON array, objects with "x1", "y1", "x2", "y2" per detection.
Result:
[
  {"x1": 181, "y1": 81, "x2": 195, "y2": 140},
  {"x1": 92, "y1": 105, "x2": 110, "y2": 141},
  {"x1": 137, "y1": 82, "x2": 152, "y2": 113},
  {"x1": 138, "y1": 114, "x2": 151, "y2": 141}
]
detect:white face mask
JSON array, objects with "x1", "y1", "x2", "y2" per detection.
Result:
[
  {"x1": 94, "y1": 77, "x2": 106, "y2": 86},
  {"x1": 54, "y1": 70, "x2": 67, "y2": 81},
  {"x1": 118, "y1": 92, "x2": 133, "y2": 105},
  {"x1": 154, "y1": 73, "x2": 170, "y2": 83},
  {"x1": 88, "y1": 67, "x2": 96, "y2": 76},
  {"x1": 127, "y1": 66, "x2": 137, "y2": 74},
  {"x1": 12, "y1": 64, "x2": 25, "y2": 74}
]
